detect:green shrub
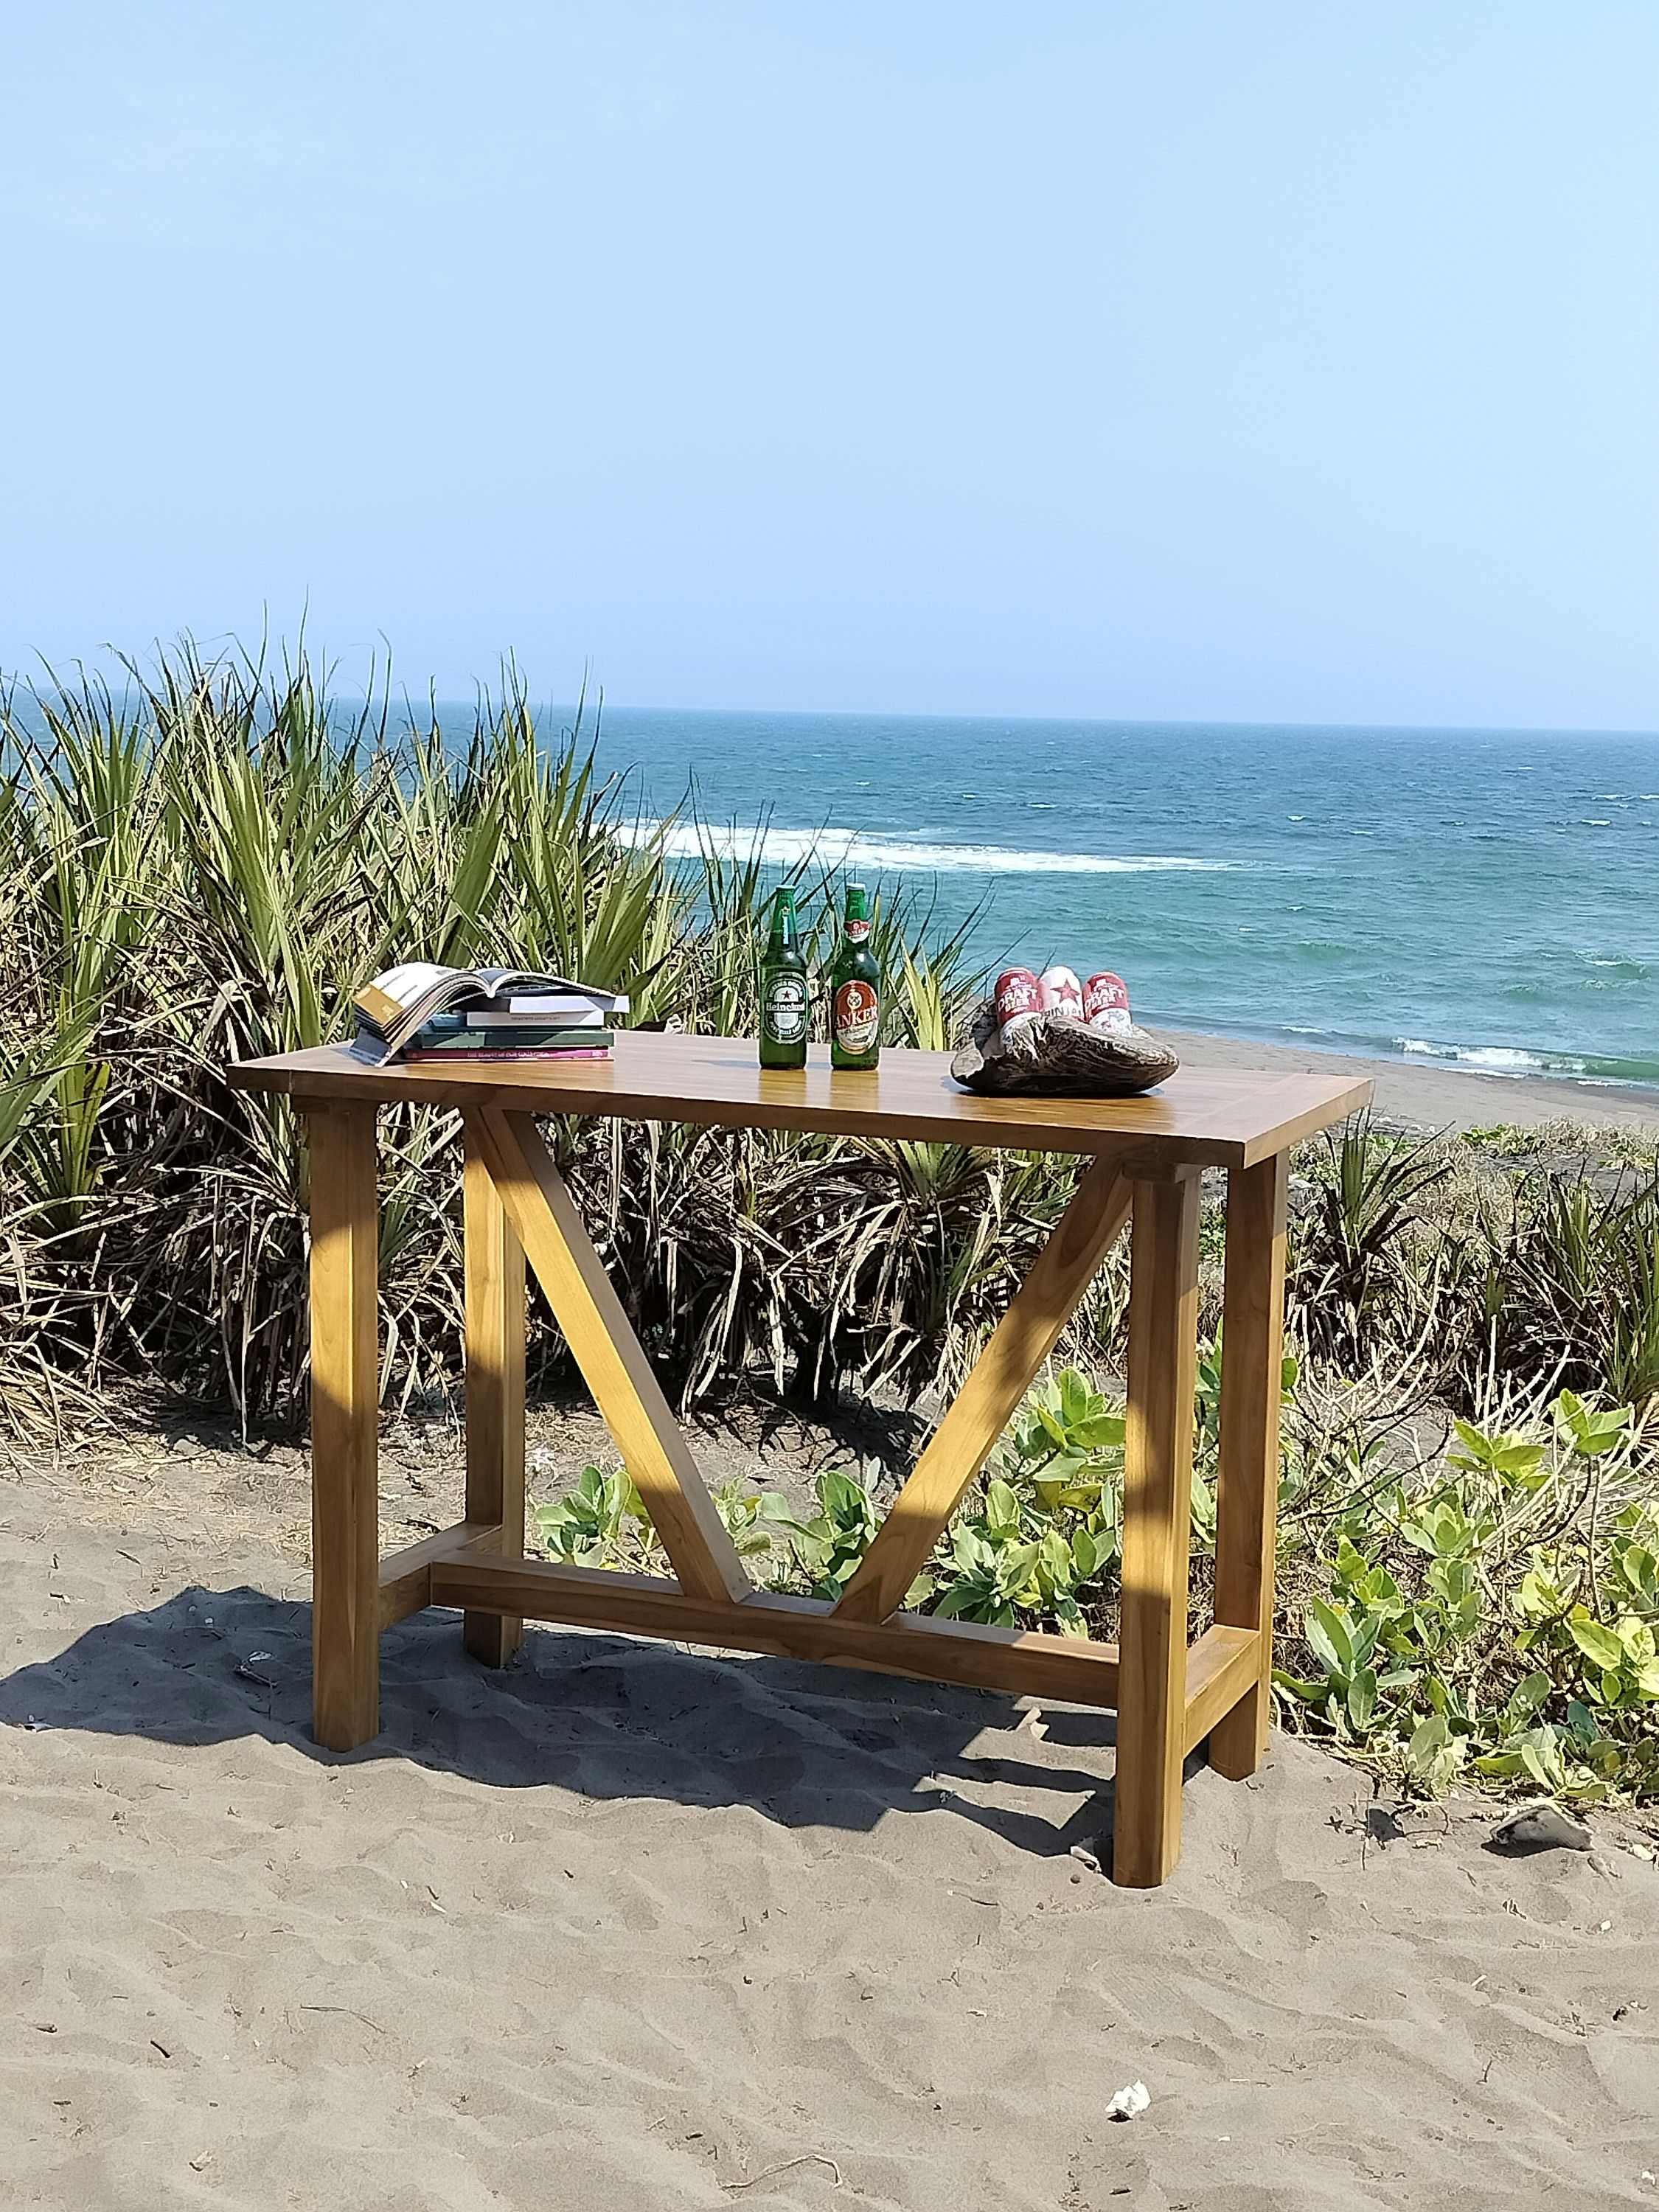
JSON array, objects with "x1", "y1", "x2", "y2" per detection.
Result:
[{"x1": 535, "y1": 1364, "x2": 1658, "y2": 1803}]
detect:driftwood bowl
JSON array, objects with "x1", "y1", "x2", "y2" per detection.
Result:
[{"x1": 949, "y1": 997, "x2": 1179, "y2": 1097}]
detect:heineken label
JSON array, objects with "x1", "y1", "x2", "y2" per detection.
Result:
[
  {"x1": 764, "y1": 975, "x2": 807, "y2": 1043},
  {"x1": 832, "y1": 978, "x2": 880, "y2": 1052}
]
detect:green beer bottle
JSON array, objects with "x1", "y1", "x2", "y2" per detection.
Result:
[
  {"x1": 829, "y1": 883, "x2": 881, "y2": 1071},
  {"x1": 759, "y1": 886, "x2": 808, "y2": 1068}
]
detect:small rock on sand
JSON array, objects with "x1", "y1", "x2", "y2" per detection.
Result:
[{"x1": 1488, "y1": 1802, "x2": 1593, "y2": 1855}]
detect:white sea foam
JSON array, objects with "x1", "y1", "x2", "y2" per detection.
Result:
[
  {"x1": 639, "y1": 821, "x2": 1236, "y2": 876},
  {"x1": 1395, "y1": 1037, "x2": 1588, "y2": 1077}
]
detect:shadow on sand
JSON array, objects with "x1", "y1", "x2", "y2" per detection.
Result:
[{"x1": 0, "y1": 1584, "x2": 1186, "y2": 1865}]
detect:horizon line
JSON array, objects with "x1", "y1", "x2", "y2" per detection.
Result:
[
  {"x1": 425, "y1": 700, "x2": 1659, "y2": 743},
  {"x1": 5, "y1": 657, "x2": 1657, "y2": 744}
]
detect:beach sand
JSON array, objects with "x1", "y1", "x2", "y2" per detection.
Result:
[
  {"x1": 4, "y1": 1039, "x2": 1657, "y2": 2206},
  {"x1": 4, "y1": 1436, "x2": 1657, "y2": 2211},
  {"x1": 1158, "y1": 1031, "x2": 1659, "y2": 1138}
]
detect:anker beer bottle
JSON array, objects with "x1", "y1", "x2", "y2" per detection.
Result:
[
  {"x1": 830, "y1": 883, "x2": 882, "y2": 1071},
  {"x1": 759, "y1": 887, "x2": 808, "y2": 1069}
]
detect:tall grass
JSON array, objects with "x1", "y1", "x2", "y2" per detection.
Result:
[
  {"x1": 2, "y1": 644, "x2": 1657, "y2": 1458},
  {"x1": 0, "y1": 641, "x2": 1057, "y2": 1438}
]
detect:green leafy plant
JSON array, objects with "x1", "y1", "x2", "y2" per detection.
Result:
[
  {"x1": 535, "y1": 1464, "x2": 661, "y2": 1571},
  {"x1": 784, "y1": 1469, "x2": 884, "y2": 1601},
  {"x1": 930, "y1": 1475, "x2": 1109, "y2": 1633},
  {"x1": 919, "y1": 1369, "x2": 1126, "y2": 1633},
  {"x1": 1278, "y1": 1388, "x2": 1658, "y2": 1801},
  {"x1": 711, "y1": 1477, "x2": 798, "y2": 1579}
]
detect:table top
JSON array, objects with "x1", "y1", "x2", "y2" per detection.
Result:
[{"x1": 229, "y1": 1033, "x2": 1370, "y2": 1167}]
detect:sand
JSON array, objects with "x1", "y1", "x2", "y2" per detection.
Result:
[
  {"x1": 4, "y1": 1436, "x2": 1658, "y2": 2211},
  {"x1": 1156, "y1": 1031, "x2": 1659, "y2": 1138},
  {"x1": 4, "y1": 1037, "x2": 1657, "y2": 2205}
]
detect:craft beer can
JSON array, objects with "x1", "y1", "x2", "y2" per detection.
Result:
[
  {"x1": 995, "y1": 967, "x2": 1043, "y2": 1040},
  {"x1": 1038, "y1": 964, "x2": 1084, "y2": 1021},
  {"x1": 1083, "y1": 970, "x2": 1132, "y2": 1036}
]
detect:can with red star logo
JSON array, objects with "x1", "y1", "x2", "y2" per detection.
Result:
[{"x1": 1038, "y1": 965, "x2": 1084, "y2": 1022}]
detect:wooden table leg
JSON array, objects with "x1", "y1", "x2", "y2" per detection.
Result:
[
  {"x1": 1113, "y1": 1167, "x2": 1201, "y2": 1887},
  {"x1": 1209, "y1": 1150, "x2": 1290, "y2": 1778},
  {"x1": 307, "y1": 1102, "x2": 382, "y2": 1751},
  {"x1": 463, "y1": 1120, "x2": 526, "y2": 1667}
]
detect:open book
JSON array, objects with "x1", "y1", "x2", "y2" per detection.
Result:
[{"x1": 350, "y1": 962, "x2": 630, "y2": 1067}]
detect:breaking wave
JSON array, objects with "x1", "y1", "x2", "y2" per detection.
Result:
[
  {"x1": 1394, "y1": 1037, "x2": 1659, "y2": 1086},
  {"x1": 639, "y1": 821, "x2": 1237, "y2": 876}
]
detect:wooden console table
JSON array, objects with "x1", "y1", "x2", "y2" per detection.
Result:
[{"x1": 229, "y1": 1034, "x2": 1367, "y2": 1886}]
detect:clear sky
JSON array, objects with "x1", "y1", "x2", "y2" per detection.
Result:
[{"x1": 2, "y1": 2, "x2": 1655, "y2": 728}]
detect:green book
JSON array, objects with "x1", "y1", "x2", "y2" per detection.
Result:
[{"x1": 411, "y1": 1021, "x2": 608, "y2": 1052}]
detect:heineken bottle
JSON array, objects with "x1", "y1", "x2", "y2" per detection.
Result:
[
  {"x1": 759, "y1": 886, "x2": 808, "y2": 1068},
  {"x1": 830, "y1": 882, "x2": 881, "y2": 1071}
]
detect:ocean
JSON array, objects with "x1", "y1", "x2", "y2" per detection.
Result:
[{"x1": 567, "y1": 709, "x2": 1659, "y2": 1091}]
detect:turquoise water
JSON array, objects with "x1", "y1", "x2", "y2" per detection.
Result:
[{"x1": 571, "y1": 710, "x2": 1659, "y2": 1091}]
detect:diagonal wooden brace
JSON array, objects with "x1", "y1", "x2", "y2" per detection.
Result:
[
  {"x1": 832, "y1": 1153, "x2": 1133, "y2": 1624},
  {"x1": 470, "y1": 1105, "x2": 750, "y2": 1604}
]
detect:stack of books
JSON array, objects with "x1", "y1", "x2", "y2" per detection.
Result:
[{"x1": 348, "y1": 962, "x2": 629, "y2": 1068}]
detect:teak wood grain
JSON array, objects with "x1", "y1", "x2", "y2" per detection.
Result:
[
  {"x1": 259, "y1": 1028, "x2": 1368, "y2": 1885},
  {"x1": 1113, "y1": 1169, "x2": 1203, "y2": 1887},
  {"x1": 427, "y1": 1554, "x2": 1127, "y2": 1705},
  {"x1": 462, "y1": 1125, "x2": 527, "y2": 1667},
  {"x1": 381, "y1": 1524, "x2": 1259, "y2": 1747},
  {"x1": 306, "y1": 1102, "x2": 382, "y2": 1751},
  {"x1": 1208, "y1": 1152, "x2": 1291, "y2": 1778},
  {"x1": 472, "y1": 1105, "x2": 749, "y2": 1604},
  {"x1": 1180, "y1": 1625, "x2": 1262, "y2": 1755},
  {"x1": 230, "y1": 1032, "x2": 1369, "y2": 1169},
  {"x1": 378, "y1": 1520, "x2": 500, "y2": 1630}
]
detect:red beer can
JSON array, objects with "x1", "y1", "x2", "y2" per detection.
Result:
[
  {"x1": 1084, "y1": 970, "x2": 1131, "y2": 1034},
  {"x1": 995, "y1": 967, "x2": 1043, "y2": 1040},
  {"x1": 1039, "y1": 964, "x2": 1084, "y2": 1021}
]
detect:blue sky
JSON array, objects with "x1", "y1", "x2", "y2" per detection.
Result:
[{"x1": 1, "y1": 2, "x2": 1655, "y2": 728}]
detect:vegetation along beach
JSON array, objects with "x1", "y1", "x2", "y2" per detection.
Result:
[{"x1": 3, "y1": 650, "x2": 1657, "y2": 2200}]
